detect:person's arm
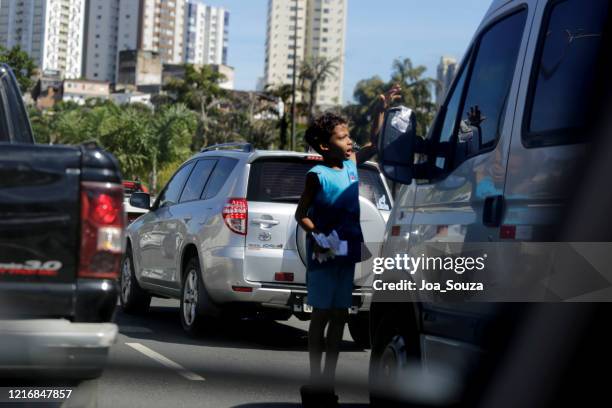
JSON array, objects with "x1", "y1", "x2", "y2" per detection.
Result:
[
  {"x1": 295, "y1": 173, "x2": 330, "y2": 254},
  {"x1": 353, "y1": 84, "x2": 402, "y2": 165},
  {"x1": 295, "y1": 172, "x2": 320, "y2": 233}
]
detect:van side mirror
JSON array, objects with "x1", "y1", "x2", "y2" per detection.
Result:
[
  {"x1": 378, "y1": 106, "x2": 417, "y2": 185},
  {"x1": 130, "y1": 192, "x2": 150, "y2": 210}
]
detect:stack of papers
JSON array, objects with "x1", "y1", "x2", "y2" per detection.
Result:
[{"x1": 311, "y1": 230, "x2": 348, "y2": 263}]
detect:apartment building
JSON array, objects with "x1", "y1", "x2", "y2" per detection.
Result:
[
  {"x1": 83, "y1": 0, "x2": 229, "y2": 83},
  {"x1": 436, "y1": 56, "x2": 458, "y2": 106},
  {"x1": 264, "y1": 0, "x2": 347, "y2": 107},
  {"x1": 0, "y1": 0, "x2": 86, "y2": 79},
  {"x1": 184, "y1": 0, "x2": 229, "y2": 66}
]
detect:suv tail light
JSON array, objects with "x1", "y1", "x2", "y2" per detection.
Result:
[
  {"x1": 223, "y1": 198, "x2": 248, "y2": 235},
  {"x1": 79, "y1": 181, "x2": 125, "y2": 279}
]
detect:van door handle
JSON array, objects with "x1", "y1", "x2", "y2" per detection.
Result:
[
  {"x1": 251, "y1": 218, "x2": 279, "y2": 225},
  {"x1": 483, "y1": 195, "x2": 505, "y2": 227},
  {"x1": 183, "y1": 216, "x2": 192, "y2": 223}
]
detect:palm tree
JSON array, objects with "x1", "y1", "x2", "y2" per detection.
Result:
[
  {"x1": 164, "y1": 64, "x2": 227, "y2": 149},
  {"x1": 299, "y1": 56, "x2": 338, "y2": 123},
  {"x1": 149, "y1": 104, "x2": 197, "y2": 190},
  {"x1": 390, "y1": 57, "x2": 437, "y2": 135},
  {"x1": 265, "y1": 83, "x2": 293, "y2": 149}
]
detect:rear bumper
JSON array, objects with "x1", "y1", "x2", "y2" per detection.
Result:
[
  {"x1": 204, "y1": 246, "x2": 372, "y2": 313},
  {"x1": 0, "y1": 319, "x2": 117, "y2": 378}
]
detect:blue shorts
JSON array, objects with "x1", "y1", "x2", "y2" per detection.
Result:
[{"x1": 306, "y1": 259, "x2": 355, "y2": 310}]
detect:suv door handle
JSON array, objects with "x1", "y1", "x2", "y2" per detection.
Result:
[
  {"x1": 251, "y1": 218, "x2": 279, "y2": 225},
  {"x1": 483, "y1": 195, "x2": 505, "y2": 227}
]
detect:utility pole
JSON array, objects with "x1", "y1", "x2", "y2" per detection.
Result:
[{"x1": 290, "y1": 0, "x2": 299, "y2": 151}]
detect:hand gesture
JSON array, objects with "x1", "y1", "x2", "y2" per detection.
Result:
[
  {"x1": 376, "y1": 83, "x2": 402, "y2": 112},
  {"x1": 467, "y1": 105, "x2": 486, "y2": 126}
]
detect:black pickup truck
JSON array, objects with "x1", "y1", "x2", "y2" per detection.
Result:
[{"x1": 0, "y1": 64, "x2": 124, "y2": 378}]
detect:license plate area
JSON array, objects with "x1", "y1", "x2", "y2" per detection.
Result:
[{"x1": 290, "y1": 292, "x2": 362, "y2": 314}]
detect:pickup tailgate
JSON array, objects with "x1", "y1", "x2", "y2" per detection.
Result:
[{"x1": 0, "y1": 144, "x2": 81, "y2": 317}]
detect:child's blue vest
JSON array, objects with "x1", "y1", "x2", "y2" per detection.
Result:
[{"x1": 306, "y1": 160, "x2": 364, "y2": 264}]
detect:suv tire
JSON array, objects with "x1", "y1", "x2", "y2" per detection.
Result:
[
  {"x1": 369, "y1": 313, "x2": 417, "y2": 407},
  {"x1": 120, "y1": 246, "x2": 151, "y2": 314},
  {"x1": 180, "y1": 257, "x2": 212, "y2": 335}
]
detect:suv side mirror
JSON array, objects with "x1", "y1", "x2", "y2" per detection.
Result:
[
  {"x1": 378, "y1": 106, "x2": 417, "y2": 185},
  {"x1": 129, "y1": 192, "x2": 151, "y2": 210}
]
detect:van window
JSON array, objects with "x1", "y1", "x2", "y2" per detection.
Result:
[
  {"x1": 524, "y1": 0, "x2": 609, "y2": 147},
  {"x1": 156, "y1": 161, "x2": 195, "y2": 208},
  {"x1": 201, "y1": 157, "x2": 238, "y2": 200},
  {"x1": 458, "y1": 10, "x2": 527, "y2": 150},
  {"x1": 247, "y1": 158, "x2": 391, "y2": 210},
  {"x1": 431, "y1": 56, "x2": 471, "y2": 172},
  {"x1": 179, "y1": 159, "x2": 216, "y2": 203},
  {"x1": 428, "y1": 9, "x2": 527, "y2": 175}
]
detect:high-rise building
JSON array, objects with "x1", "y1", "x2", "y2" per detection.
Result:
[
  {"x1": 184, "y1": 1, "x2": 229, "y2": 66},
  {"x1": 0, "y1": 0, "x2": 86, "y2": 79},
  {"x1": 264, "y1": 0, "x2": 347, "y2": 107},
  {"x1": 83, "y1": 0, "x2": 229, "y2": 83},
  {"x1": 436, "y1": 56, "x2": 458, "y2": 106},
  {"x1": 84, "y1": 0, "x2": 120, "y2": 82},
  {"x1": 136, "y1": 0, "x2": 186, "y2": 65}
]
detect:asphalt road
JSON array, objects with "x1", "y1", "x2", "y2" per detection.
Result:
[{"x1": 96, "y1": 298, "x2": 371, "y2": 407}]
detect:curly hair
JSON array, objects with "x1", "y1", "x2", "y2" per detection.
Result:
[{"x1": 304, "y1": 112, "x2": 348, "y2": 154}]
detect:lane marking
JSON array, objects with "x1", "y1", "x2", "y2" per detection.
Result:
[{"x1": 125, "y1": 342, "x2": 205, "y2": 381}]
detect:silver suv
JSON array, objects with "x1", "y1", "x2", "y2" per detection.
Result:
[{"x1": 122, "y1": 143, "x2": 392, "y2": 343}]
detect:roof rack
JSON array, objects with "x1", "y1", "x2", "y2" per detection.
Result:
[{"x1": 200, "y1": 142, "x2": 254, "y2": 153}]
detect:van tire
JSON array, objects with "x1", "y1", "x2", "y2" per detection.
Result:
[
  {"x1": 180, "y1": 257, "x2": 213, "y2": 336},
  {"x1": 119, "y1": 247, "x2": 151, "y2": 314},
  {"x1": 348, "y1": 312, "x2": 371, "y2": 349},
  {"x1": 369, "y1": 313, "x2": 417, "y2": 407}
]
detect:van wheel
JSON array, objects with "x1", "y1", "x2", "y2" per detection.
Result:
[
  {"x1": 348, "y1": 312, "x2": 371, "y2": 349},
  {"x1": 120, "y1": 247, "x2": 151, "y2": 314},
  {"x1": 180, "y1": 257, "x2": 211, "y2": 335},
  {"x1": 369, "y1": 314, "x2": 416, "y2": 407}
]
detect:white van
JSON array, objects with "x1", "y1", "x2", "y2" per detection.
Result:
[{"x1": 369, "y1": 0, "x2": 610, "y2": 404}]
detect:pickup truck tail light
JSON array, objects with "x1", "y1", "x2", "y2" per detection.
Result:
[
  {"x1": 223, "y1": 198, "x2": 248, "y2": 235},
  {"x1": 79, "y1": 181, "x2": 125, "y2": 279}
]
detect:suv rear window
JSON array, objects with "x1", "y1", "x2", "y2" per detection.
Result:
[{"x1": 247, "y1": 158, "x2": 391, "y2": 210}]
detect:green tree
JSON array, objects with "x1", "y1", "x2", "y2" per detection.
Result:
[
  {"x1": 343, "y1": 57, "x2": 436, "y2": 141},
  {"x1": 0, "y1": 45, "x2": 37, "y2": 93},
  {"x1": 299, "y1": 56, "x2": 338, "y2": 123},
  {"x1": 164, "y1": 64, "x2": 227, "y2": 149},
  {"x1": 150, "y1": 103, "x2": 197, "y2": 190},
  {"x1": 264, "y1": 83, "x2": 292, "y2": 150},
  {"x1": 343, "y1": 76, "x2": 386, "y2": 145},
  {"x1": 391, "y1": 57, "x2": 436, "y2": 134}
]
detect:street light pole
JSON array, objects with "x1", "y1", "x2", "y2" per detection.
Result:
[{"x1": 290, "y1": 0, "x2": 299, "y2": 151}]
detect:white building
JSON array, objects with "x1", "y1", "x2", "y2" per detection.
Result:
[
  {"x1": 110, "y1": 90, "x2": 153, "y2": 108},
  {"x1": 436, "y1": 56, "x2": 458, "y2": 106},
  {"x1": 62, "y1": 78, "x2": 110, "y2": 104},
  {"x1": 84, "y1": 0, "x2": 229, "y2": 83},
  {"x1": 0, "y1": 0, "x2": 86, "y2": 79},
  {"x1": 184, "y1": 1, "x2": 229, "y2": 66},
  {"x1": 264, "y1": 0, "x2": 347, "y2": 107},
  {"x1": 136, "y1": 0, "x2": 186, "y2": 65}
]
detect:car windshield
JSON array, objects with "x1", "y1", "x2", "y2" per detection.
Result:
[{"x1": 247, "y1": 158, "x2": 391, "y2": 210}]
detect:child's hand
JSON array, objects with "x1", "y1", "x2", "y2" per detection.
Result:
[{"x1": 376, "y1": 84, "x2": 402, "y2": 112}]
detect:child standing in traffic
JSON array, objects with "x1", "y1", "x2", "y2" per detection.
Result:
[{"x1": 295, "y1": 85, "x2": 401, "y2": 407}]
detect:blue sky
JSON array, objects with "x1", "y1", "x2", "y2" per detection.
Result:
[{"x1": 203, "y1": 0, "x2": 492, "y2": 104}]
